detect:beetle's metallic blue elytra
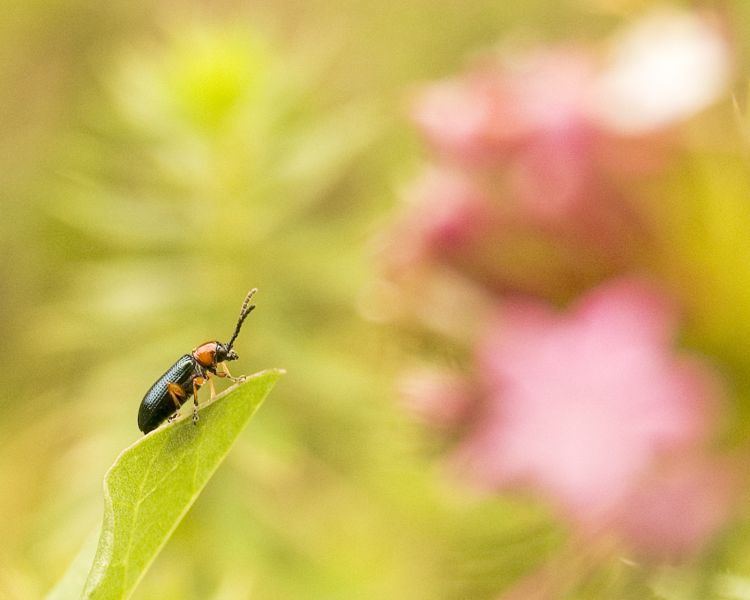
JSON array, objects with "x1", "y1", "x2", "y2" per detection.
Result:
[
  {"x1": 138, "y1": 355, "x2": 199, "y2": 433},
  {"x1": 137, "y1": 289, "x2": 257, "y2": 434}
]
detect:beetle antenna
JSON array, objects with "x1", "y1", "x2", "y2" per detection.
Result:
[{"x1": 226, "y1": 288, "x2": 257, "y2": 350}]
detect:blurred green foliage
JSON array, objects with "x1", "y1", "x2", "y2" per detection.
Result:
[{"x1": 5, "y1": 2, "x2": 750, "y2": 599}]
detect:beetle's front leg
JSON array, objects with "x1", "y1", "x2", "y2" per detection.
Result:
[
  {"x1": 217, "y1": 362, "x2": 243, "y2": 382},
  {"x1": 192, "y1": 376, "x2": 206, "y2": 425}
]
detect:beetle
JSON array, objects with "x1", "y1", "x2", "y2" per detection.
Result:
[{"x1": 138, "y1": 288, "x2": 257, "y2": 434}]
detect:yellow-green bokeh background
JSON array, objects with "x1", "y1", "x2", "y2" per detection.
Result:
[{"x1": 5, "y1": 1, "x2": 750, "y2": 599}]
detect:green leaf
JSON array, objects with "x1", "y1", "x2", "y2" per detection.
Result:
[{"x1": 64, "y1": 368, "x2": 282, "y2": 600}]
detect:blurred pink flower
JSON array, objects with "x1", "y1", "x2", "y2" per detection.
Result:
[
  {"x1": 412, "y1": 10, "x2": 729, "y2": 222},
  {"x1": 413, "y1": 49, "x2": 595, "y2": 173},
  {"x1": 384, "y1": 48, "x2": 667, "y2": 306},
  {"x1": 452, "y1": 278, "x2": 732, "y2": 557},
  {"x1": 413, "y1": 49, "x2": 603, "y2": 220}
]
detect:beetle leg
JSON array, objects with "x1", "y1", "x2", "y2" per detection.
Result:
[
  {"x1": 209, "y1": 376, "x2": 217, "y2": 399},
  {"x1": 167, "y1": 383, "x2": 185, "y2": 410},
  {"x1": 192, "y1": 376, "x2": 206, "y2": 425},
  {"x1": 219, "y1": 362, "x2": 243, "y2": 382},
  {"x1": 167, "y1": 412, "x2": 179, "y2": 423}
]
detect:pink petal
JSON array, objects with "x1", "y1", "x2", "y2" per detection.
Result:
[{"x1": 455, "y1": 277, "x2": 724, "y2": 528}]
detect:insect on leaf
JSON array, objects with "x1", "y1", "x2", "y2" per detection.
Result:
[{"x1": 60, "y1": 369, "x2": 283, "y2": 600}]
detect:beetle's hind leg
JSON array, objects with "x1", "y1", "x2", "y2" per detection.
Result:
[
  {"x1": 192, "y1": 377, "x2": 206, "y2": 425},
  {"x1": 165, "y1": 383, "x2": 186, "y2": 426}
]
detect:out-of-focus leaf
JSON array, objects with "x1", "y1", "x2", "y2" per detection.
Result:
[
  {"x1": 45, "y1": 528, "x2": 100, "y2": 600},
  {"x1": 52, "y1": 369, "x2": 283, "y2": 600}
]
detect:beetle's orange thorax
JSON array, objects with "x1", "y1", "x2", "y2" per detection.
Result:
[{"x1": 192, "y1": 341, "x2": 219, "y2": 369}]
